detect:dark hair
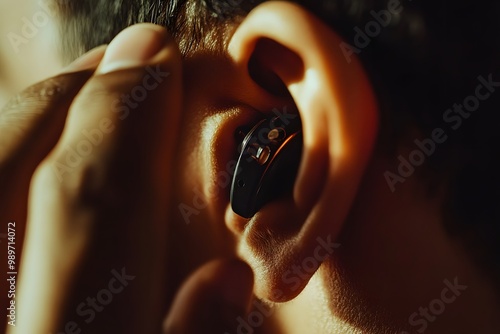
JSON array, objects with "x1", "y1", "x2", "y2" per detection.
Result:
[
  {"x1": 56, "y1": 0, "x2": 256, "y2": 61},
  {"x1": 56, "y1": 0, "x2": 500, "y2": 283}
]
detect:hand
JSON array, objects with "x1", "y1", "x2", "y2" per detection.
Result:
[
  {"x1": 2, "y1": 23, "x2": 182, "y2": 334},
  {"x1": 0, "y1": 50, "x2": 98, "y2": 333}
]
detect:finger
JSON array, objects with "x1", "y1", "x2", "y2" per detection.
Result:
[
  {"x1": 47, "y1": 23, "x2": 181, "y2": 187},
  {"x1": 0, "y1": 45, "x2": 106, "y2": 177},
  {"x1": 164, "y1": 259, "x2": 254, "y2": 334},
  {"x1": 0, "y1": 45, "x2": 105, "y2": 227},
  {"x1": 0, "y1": 47, "x2": 104, "y2": 332},
  {"x1": 11, "y1": 24, "x2": 182, "y2": 334}
]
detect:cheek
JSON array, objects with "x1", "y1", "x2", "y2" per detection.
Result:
[
  {"x1": 172, "y1": 114, "x2": 208, "y2": 222},
  {"x1": 169, "y1": 118, "x2": 237, "y2": 257},
  {"x1": 173, "y1": 116, "x2": 228, "y2": 213},
  {"x1": 170, "y1": 98, "x2": 222, "y2": 224}
]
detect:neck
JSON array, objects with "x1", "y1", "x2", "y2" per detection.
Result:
[{"x1": 275, "y1": 156, "x2": 500, "y2": 333}]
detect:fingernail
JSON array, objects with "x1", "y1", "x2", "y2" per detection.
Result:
[
  {"x1": 61, "y1": 45, "x2": 107, "y2": 73},
  {"x1": 97, "y1": 24, "x2": 168, "y2": 75}
]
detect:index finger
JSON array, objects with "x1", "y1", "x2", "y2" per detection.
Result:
[{"x1": 0, "y1": 48, "x2": 105, "y2": 332}]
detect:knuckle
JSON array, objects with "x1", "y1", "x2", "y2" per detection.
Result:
[
  {"x1": 0, "y1": 71, "x2": 91, "y2": 117},
  {"x1": 0, "y1": 72, "x2": 92, "y2": 170},
  {"x1": 42, "y1": 150, "x2": 128, "y2": 210},
  {"x1": 0, "y1": 79, "x2": 66, "y2": 168},
  {"x1": 31, "y1": 161, "x2": 66, "y2": 201},
  {"x1": 0, "y1": 77, "x2": 65, "y2": 115},
  {"x1": 36, "y1": 153, "x2": 94, "y2": 203}
]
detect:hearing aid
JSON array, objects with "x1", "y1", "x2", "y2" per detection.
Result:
[{"x1": 230, "y1": 113, "x2": 303, "y2": 218}]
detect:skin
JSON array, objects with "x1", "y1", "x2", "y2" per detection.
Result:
[
  {"x1": 0, "y1": 0, "x2": 62, "y2": 105},
  {"x1": 0, "y1": 1, "x2": 499, "y2": 333}
]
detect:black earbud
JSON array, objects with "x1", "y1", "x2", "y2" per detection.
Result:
[{"x1": 230, "y1": 113, "x2": 303, "y2": 218}]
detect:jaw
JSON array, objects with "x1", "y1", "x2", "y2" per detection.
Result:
[{"x1": 299, "y1": 155, "x2": 500, "y2": 334}]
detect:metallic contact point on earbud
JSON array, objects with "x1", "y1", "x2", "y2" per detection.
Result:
[
  {"x1": 248, "y1": 143, "x2": 271, "y2": 165},
  {"x1": 257, "y1": 146, "x2": 271, "y2": 165},
  {"x1": 268, "y1": 128, "x2": 286, "y2": 141}
]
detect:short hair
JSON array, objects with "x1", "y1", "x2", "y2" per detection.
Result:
[{"x1": 55, "y1": 0, "x2": 500, "y2": 283}]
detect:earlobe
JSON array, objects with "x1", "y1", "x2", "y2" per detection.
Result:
[{"x1": 227, "y1": 2, "x2": 379, "y2": 301}]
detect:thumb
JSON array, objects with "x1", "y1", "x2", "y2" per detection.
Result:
[{"x1": 164, "y1": 259, "x2": 254, "y2": 334}]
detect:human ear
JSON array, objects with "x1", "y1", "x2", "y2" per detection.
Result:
[{"x1": 226, "y1": 2, "x2": 379, "y2": 302}]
